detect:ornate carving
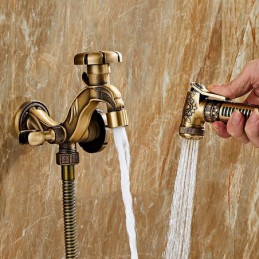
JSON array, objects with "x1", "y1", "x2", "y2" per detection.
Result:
[
  {"x1": 204, "y1": 101, "x2": 221, "y2": 122},
  {"x1": 68, "y1": 99, "x2": 79, "y2": 125},
  {"x1": 95, "y1": 87, "x2": 116, "y2": 110},
  {"x1": 184, "y1": 92, "x2": 198, "y2": 123},
  {"x1": 56, "y1": 152, "x2": 79, "y2": 165}
]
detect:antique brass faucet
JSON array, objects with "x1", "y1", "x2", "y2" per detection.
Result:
[
  {"x1": 15, "y1": 51, "x2": 128, "y2": 259},
  {"x1": 180, "y1": 82, "x2": 257, "y2": 139},
  {"x1": 16, "y1": 51, "x2": 128, "y2": 149}
]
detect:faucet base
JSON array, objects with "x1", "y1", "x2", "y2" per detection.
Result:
[{"x1": 15, "y1": 101, "x2": 50, "y2": 134}]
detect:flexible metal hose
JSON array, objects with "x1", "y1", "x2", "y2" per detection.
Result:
[
  {"x1": 60, "y1": 163, "x2": 79, "y2": 259},
  {"x1": 62, "y1": 179, "x2": 78, "y2": 258},
  {"x1": 56, "y1": 144, "x2": 79, "y2": 258}
]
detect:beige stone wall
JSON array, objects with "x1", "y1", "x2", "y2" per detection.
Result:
[{"x1": 0, "y1": 0, "x2": 258, "y2": 258}]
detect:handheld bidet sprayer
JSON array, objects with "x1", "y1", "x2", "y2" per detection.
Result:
[{"x1": 180, "y1": 82, "x2": 258, "y2": 139}]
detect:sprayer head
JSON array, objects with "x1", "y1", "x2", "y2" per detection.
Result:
[{"x1": 179, "y1": 82, "x2": 227, "y2": 140}]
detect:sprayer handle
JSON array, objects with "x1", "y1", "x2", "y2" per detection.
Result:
[{"x1": 204, "y1": 100, "x2": 258, "y2": 123}]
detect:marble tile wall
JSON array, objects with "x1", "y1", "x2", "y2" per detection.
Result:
[{"x1": 0, "y1": 0, "x2": 258, "y2": 258}]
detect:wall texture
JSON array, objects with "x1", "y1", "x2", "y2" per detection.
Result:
[{"x1": 0, "y1": 0, "x2": 259, "y2": 258}]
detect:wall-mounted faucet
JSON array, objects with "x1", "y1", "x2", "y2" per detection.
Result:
[
  {"x1": 15, "y1": 51, "x2": 128, "y2": 150},
  {"x1": 14, "y1": 51, "x2": 128, "y2": 259},
  {"x1": 179, "y1": 82, "x2": 257, "y2": 139}
]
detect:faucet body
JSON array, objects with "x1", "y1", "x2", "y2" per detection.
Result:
[
  {"x1": 180, "y1": 82, "x2": 257, "y2": 139},
  {"x1": 15, "y1": 51, "x2": 128, "y2": 151},
  {"x1": 14, "y1": 51, "x2": 128, "y2": 259}
]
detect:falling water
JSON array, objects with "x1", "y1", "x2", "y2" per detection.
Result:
[
  {"x1": 113, "y1": 127, "x2": 138, "y2": 259},
  {"x1": 164, "y1": 139, "x2": 199, "y2": 259}
]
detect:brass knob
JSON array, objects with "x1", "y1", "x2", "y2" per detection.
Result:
[{"x1": 74, "y1": 51, "x2": 122, "y2": 65}]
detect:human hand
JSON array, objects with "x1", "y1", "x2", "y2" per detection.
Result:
[{"x1": 207, "y1": 59, "x2": 259, "y2": 147}]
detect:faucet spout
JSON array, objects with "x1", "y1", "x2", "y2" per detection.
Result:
[
  {"x1": 93, "y1": 84, "x2": 128, "y2": 128},
  {"x1": 61, "y1": 82, "x2": 128, "y2": 143},
  {"x1": 94, "y1": 84, "x2": 125, "y2": 111}
]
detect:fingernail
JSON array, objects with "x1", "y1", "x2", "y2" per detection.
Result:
[
  {"x1": 213, "y1": 125, "x2": 219, "y2": 131},
  {"x1": 231, "y1": 110, "x2": 242, "y2": 125},
  {"x1": 213, "y1": 123, "x2": 220, "y2": 132},
  {"x1": 249, "y1": 109, "x2": 259, "y2": 123},
  {"x1": 212, "y1": 122, "x2": 222, "y2": 133}
]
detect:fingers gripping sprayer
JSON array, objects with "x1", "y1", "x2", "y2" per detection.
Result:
[{"x1": 179, "y1": 82, "x2": 258, "y2": 139}]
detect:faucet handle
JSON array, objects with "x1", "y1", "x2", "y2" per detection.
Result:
[
  {"x1": 19, "y1": 130, "x2": 55, "y2": 146},
  {"x1": 74, "y1": 51, "x2": 122, "y2": 65}
]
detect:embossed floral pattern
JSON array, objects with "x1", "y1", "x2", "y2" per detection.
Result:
[{"x1": 184, "y1": 93, "x2": 197, "y2": 123}]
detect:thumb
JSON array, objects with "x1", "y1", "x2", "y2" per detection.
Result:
[{"x1": 207, "y1": 68, "x2": 252, "y2": 99}]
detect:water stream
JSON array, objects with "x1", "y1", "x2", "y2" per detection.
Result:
[
  {"x1": 164, "y1": 139, "x2": 199, "y2": 259},
  {"x1": 113, "y1": 127, "x2": 138, "y2": 259}
]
